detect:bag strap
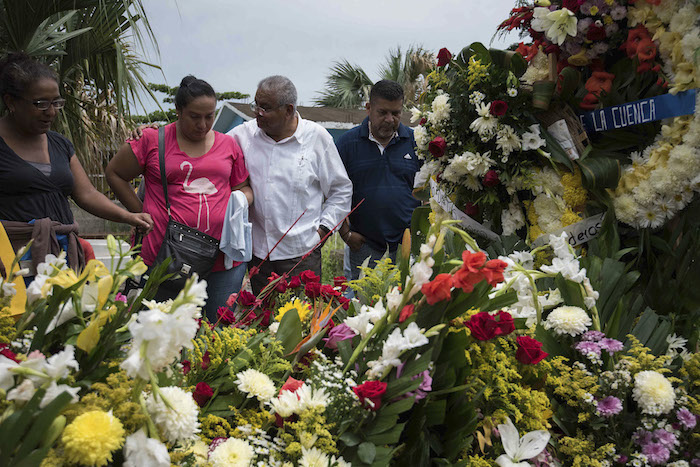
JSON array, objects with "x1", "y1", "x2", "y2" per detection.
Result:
[{"x1": 157, "y1": 126, "x2": 172, "y2": 219}]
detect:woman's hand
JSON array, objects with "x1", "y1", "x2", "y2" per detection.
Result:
[{"x1": 128, "y1": 212, "x2": 154, "y2": 235}]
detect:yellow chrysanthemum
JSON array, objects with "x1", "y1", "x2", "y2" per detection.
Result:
[
  {"x1": 276, "y1": 299, "x2": 311, "y2": 322},
  {"x1": 62, "y1": 410, "x2": 125, "y2": 467}
]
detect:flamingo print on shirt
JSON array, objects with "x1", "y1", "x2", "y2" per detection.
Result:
[{"x1": 180, "y1": 161, "x2": 218, "y2": 232}]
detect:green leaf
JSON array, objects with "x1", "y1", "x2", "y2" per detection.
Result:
[
  {"x1": 358, "y1": 442, "x2": 377, "y2": 464},
  {"x1": 481, "y1": 289, "x2": 518, "y2": 312},
  {"x1": 275, "y1": 310, "x2": 302, "y2": 357},
  {"x1": 554, "y1": 274, "x2": 586, "y2": 309},
  {"x1": 336, "y1": 338, "x2": 353, "y2": 366},
  {"x1": 384, "y1": 375, "x2": 423, "y2": 400},
  {"x1": 578, "y1": 157, "x2": 621, "y2": 189},
  {"x1": 339, "y1": 432, "x2": 361, "y2": 447},
  {"x1": 381, "y1": 397, "x2": 415, "y2": 416},
  {"x1": 558, "y1": 67, "x2": 581, "y2": 101},
  {"x1": 367, "y1": 414, "x2": 399, "y2": 435},
  {"x1": 410, "y1": 207, "x2": 432, "y2": 257},
  {"x1": 425, "y1": 399, "x2": 447, "y2": 426}
]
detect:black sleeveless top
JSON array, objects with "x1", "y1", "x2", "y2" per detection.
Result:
[{"x1": 0, "y1": 131, "x2": 75, "y2": 224}]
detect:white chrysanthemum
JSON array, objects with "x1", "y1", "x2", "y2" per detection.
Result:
[
  {"x1": 123, "y1": 429, "x2": 170, "y2": 467},
  {"x1": 235, "y1": 369, "x2": 277, "y2": 402},
  {"x1": 428, "y1": 93, "x2": 451, "y2": 124},
  {"x1": 469, "y1": 102, "x2": 497, "y2": 136},
  {"x1": 413, "y1": 160, "x2": 439, "y2": 187},
  {"x1": 633, "y1": 370, "x2": 676, "y2": 415},
  {"x1": 521, "y1": 50, "x2": 550, "y2": 85},
  {"x1": 543, "y1": 306, "x2": 592, "y2": 337},
  {"x1": 501, "y1": 202, "x2": 526, "y2": 236},
  {"x1": 209, "y1": 437, "x2": 254, "y2": 467},
  {"x1": 469, "y1": 91, "x2": 485, "y2": 105},
  {"x1": 145, "y1": 387, "x2": 200, "y2": 443},
  {"x1": 299, "y1": 447, "x2": 330, "y2": 467},
  {"x1": 413, "y1": 125, "x2": 428, "y2": 151},
  {"x1": 297, "y1": 384, "x2": 330, "y2": 412},
  {"x1": 507, "y1": 88, "x2": 518, "y2": 97}
]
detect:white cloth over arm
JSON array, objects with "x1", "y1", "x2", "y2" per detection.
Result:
[{"x1": 220, "y1": 190, "x2": 252, "y2": 267}]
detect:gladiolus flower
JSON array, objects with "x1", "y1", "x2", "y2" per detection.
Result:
[{"x1": 421, "y1": 273, "x2": 453, "y2": 305}]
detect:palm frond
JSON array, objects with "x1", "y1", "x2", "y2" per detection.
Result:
[{"x1": 313, "y1": 60, "x2": 372, "y2": 109}]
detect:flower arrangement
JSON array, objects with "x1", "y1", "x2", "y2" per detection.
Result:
[{"x1": 411, "y1": 42, "x2": 590, "y2": 243}]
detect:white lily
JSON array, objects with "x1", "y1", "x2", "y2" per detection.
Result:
[
  {"x1": 495, "y1": 417, "x2": 550, "y2": 467},
  {"x1": 531, "y1": 7, "x2": 577, "y2": 45}
]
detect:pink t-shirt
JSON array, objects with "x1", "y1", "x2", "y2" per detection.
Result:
[{"x1": 130, "y1": 123, "x2": 249, "y2": 271}]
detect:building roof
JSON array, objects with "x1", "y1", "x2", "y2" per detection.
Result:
[{"x1": 225, "y1": 102, "x2": 414, "y2": 129}]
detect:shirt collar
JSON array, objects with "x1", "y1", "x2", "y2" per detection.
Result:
[
  {"x1": 361, "y1": 117, "x2": 410, "y2": 141},
  {"x1": 254, "y1": 112, "x2": 306, "y2": 144}
]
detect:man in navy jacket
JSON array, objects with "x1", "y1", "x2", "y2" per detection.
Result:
[{"x1": 336, "y1": 80, "x2": 421, "y2": 280}]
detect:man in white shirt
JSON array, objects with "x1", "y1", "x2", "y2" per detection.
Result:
[{"x1": 227, "y1": 75, "x2": 352, "y2": 294}]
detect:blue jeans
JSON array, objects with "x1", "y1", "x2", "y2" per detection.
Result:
[
  {"x1": 203, "y1": 262, "x2": 247, "y2": 323},
  {"x1": 346, "y1": 243, "x2": 396, "y2": 281}
]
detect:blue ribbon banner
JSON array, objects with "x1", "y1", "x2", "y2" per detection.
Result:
[{"x1": 578, "y1": 88, "x2": 697, "y2": 133}]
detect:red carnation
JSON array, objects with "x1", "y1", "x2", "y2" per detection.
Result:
[
  {"x1": 300, "y1": 270, "x2": 320, "y2": 284},
  {"x1": 353, "y1": 380, "x2": 387, "y2": 411},
  {"x1": 268, "y1": 272, "x2": 288, "y2": 293},
  {"x1": 421, "y1": 273, "x2": 454, "y2": 305},
  {"x1": 399, "y1": 304, "x2": 415, "y2": 323},
  {"x1": 482, "y1": 170, "x2": 500, "y2": 187},
  {"x1": 437, "y1": 47, "x2": 452, "y2": 67},
  {"x1": 289, "y1": 276, "x2": 302, "y2": 288},
  {"x1": 515, "y1": 336, "x2": 548, "y2": 364},
  {"x1": 238, "y1": 290, "x2": 258, "y2": 307},
  {"x1": 489, "y1": 100, "x2": 508, "y2": 116},
  {"x1": 428, "y1": 136, "x2": 447, "y2": 157},
  {"x1": 419, "y1": 117, "x2": 427, "y2": 125},
  {"x1": 321, "y1": 284, "x2": 340, "y2": 299},
  {"x1": 193, "y1": 382, "x2": 214, "y2": 407}
]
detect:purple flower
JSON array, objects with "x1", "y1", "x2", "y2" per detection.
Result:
[
  {"x1": 605, "y1": 23, "x2": 619, "y2": 36},
  {"x1": 633, "y1": 430, "x2": 652, "y2": 446},
  {"x1": 412, "y1": 370, "x2": 433, "y2": 401},
  {"x1": 596, "y1": 396, "x2": 623, "y2": 417},
  {"x1": 582, "y1": 330, "x2": 605, "y2": 341},
  {"x1": 677, "y1": 408, "x2": 698, "y2": 429},
  {"x1": 114, "y1": 292, "x2": 128, "y2": 303},
  {"x1": 577, "y1": 17, "x2": 593, "y2": 34},
  {"x1": 575, "y1": 340, "x2": 602, "y2": 357},
  {"x1": 323, "y1": 323, "x2": 356, "y2": 350},
  {"x1": 642, "y1": 442, "x2": 670, "y2": 465},
  {"x1": 652, "y1": 429, "x2": 678, "y2": 448},
  {"x1": 599, "y1": 338, "x2": 623, "y2": 354},
  {"x1": 610, "y1": 5, "x2": 627, "y2": 20}
]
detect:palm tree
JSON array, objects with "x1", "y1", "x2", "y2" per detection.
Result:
[
  {"x1": 0, "y1": 0, "x2": 160, "y2": 184},
  {"x1": 314, "y1": 45, "x2": 435, "y2": 109}
]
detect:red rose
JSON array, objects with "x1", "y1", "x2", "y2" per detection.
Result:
[
  {"x1": 437, "y1": 47, "x2": 452, "y2": 67},
  {"x1": 482, "y1": 170, "x2": 500, "y2": 187},
  {"x1": 482, "y1": 259, "x2": 508, "y2": 286},
  {"x1": 181, "y1": 360, "x2": 191, "y2": 375},
  {"x1": 289, "y1": 276, "x2": 302, "y2": 288},
  {"x1": 421, "y1": 273, "x2": 453, "y2": 305},
  {"x1": 419, "y1": 117, "x2": 427, "y2": 125},
  {"x1": 217, "y1": 307, "x2": 235, "y2": 325},
  {"x1": 300, "y1": 270, "x2": 320, "y2": 284},
  {"x1": 465, "y1": 312, "x2": 498, "y2": 340},
  {"x1": 494, "y1": 310, "x2": 515, "y2": 336},
  {"x1": 201, "y1": 351, "x2": 211, "y2": 370},
  {"x1": 258, "y1": 309, "x2": 272, "y2": 327},
  {"x1": 399, "y1": 304, "x2": 415, "y2": 323},
  {"x1": 463, "y1": 202, "x2": 479, "y2": 217},
  {"x1": 238, "y1": 290, "x2": 257, "y2": 306},
  {"x1": 353, "y1": 380, "x2": 388, "y2": 411},
  {"x1": 338, "y1": 296, "x2": 350, "y2": 310},
  {"x1": 321, "y1": 284, "x2": 340, "y2": 299},
  {"x1": 333, "y1": 276, "x2": 348, "y2": 292},
  {"x1": 428, "y1": 137, "x2": 447, "y2": 157},
  {"x1": 193, "y1": 382, "x2": 214, "y2": 407},
  {"x1": 515, "y1": 336, "x2": 548, "y2": 364},
  {"x1": 280, "y1": 376, "x2": 304, "y2": 395},
  {"x1": 489, "y1": 100, "x2": 508, "y2": 116},
  {"x1": 305, "y1": 281, "x2": 322, "y2": 299},
  {"x1": 268, "y1": 272, "x2": 288, "y2": 293},
  {"x1": 562, "y1": 0, "x2": 581, "y2": 13},
  {"x1": 586, "y1": 23, "x2": 606, "y2": 41}
]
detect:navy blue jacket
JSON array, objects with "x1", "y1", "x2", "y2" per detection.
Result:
[{"x1": 336, "y1": 118, "x2": 421, "y2": 251}]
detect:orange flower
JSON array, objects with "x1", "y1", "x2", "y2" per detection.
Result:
[
  {"x1": 579, "y1": 92, "x2": 600, "y2": 110},
  {"x1": 584, "y1": 71, "x2": 615, "y2": 97},
  {"x1": 421, "y1": 273, "x2": 454, "y2": 305},
  {"x1": 636, "y1": 38, "x2": 657, "y2": 62}
]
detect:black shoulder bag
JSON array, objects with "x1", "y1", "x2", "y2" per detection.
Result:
[{"x1": 153, "y1": 126, "x2": 219, "y2": 290}]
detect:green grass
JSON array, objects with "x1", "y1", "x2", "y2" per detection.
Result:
[{"x1": 321, "y1": 232, "x2": 345, "y2": 283}]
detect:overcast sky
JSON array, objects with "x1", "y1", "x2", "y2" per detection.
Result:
[{"x1": 136, "y1": 0, "x2": 521, "y2": 111}]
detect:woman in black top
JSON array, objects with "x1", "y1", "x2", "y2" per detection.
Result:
[{"x1": 0, "y1": 52, "x2": 153, "y2": 272}]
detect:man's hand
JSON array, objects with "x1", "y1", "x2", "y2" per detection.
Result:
[
  {"x1": 344, "y1": 231, "x2": 365, "y2": 251},
  {"x1": 317, "y1": 225, "x2": 331, "y2": 247},
  {"x1": 127, "y1": 123, "x2": 159, "y2": 141}
]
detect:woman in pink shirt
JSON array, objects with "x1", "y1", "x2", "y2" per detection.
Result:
[{"x1": 106, "y1": 76, "x2": 252, "y2": 322}]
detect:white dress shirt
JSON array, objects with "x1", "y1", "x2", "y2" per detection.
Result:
[{"x1": 228, "y1": 116, "x2": 352, "y2": 261}]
